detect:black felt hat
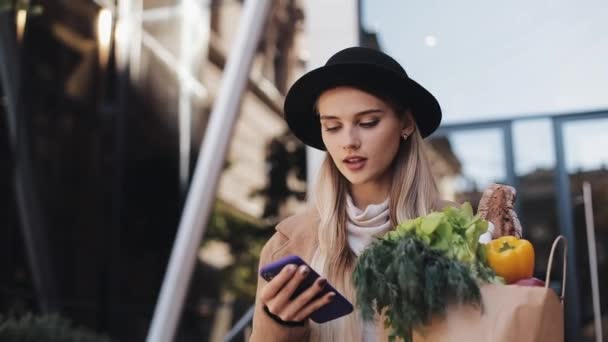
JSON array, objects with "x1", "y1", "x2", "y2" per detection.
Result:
[{"x1": 284, "y1": 47, "x2": 442, "y2": 150}]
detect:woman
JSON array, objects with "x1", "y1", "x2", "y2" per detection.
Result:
[{"x1": 249, "y1": 47, "x2": 451, "y2": 341}]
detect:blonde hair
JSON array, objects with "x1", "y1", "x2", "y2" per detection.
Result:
[{"x1": 308, "y1": 124, "x2": 439, "y2": 341}]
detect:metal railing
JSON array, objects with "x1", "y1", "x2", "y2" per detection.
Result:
[
  {"x1": 223, "y1": 305, "x2": 255, "y2": 342},
  {"x1": 146, "y1": 0, "x2": 272, "y2": 341}
]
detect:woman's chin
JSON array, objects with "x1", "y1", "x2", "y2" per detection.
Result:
[
  {"x1": 342, "y1": 168, "x2": 390, "y2": 188},
  {"x1": 343, "y1": 173, "x2": 369, "y2": 185}
]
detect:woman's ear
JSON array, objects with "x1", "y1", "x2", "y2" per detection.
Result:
[{"x1": 401, "y1": 109, "x2": 416, "y2": 136}]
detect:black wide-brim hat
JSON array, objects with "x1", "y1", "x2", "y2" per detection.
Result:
[{"x1": 284, "y1": 47, "x2": 442, "y2": 151}]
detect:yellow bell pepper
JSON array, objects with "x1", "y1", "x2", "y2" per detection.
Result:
[{"x1": 486, "y1": 236, "x2": 535, "y2": 284}]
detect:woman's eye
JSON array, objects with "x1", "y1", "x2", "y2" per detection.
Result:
[
  {"x1": 324, "y1": 126, "x2": 340, "y2": 132},
  {"x1": 360, "y1": 120, "x2": 379, "y2": 128}
]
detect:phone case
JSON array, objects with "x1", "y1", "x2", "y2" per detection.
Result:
[{"x1": 259, "y1": 255, "x2": 354, "y2": 323}]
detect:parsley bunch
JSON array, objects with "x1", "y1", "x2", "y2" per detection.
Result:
[{"x1": 352, "y1": 203, "x2": 502, "y2": 342}]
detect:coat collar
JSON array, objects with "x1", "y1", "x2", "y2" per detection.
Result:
[
  {"x1": 275, "y1": 206, "x2": 319, "y2": 240},
  {"x1": 273, "y1": 206, "x2": 320, "y2": 261}
]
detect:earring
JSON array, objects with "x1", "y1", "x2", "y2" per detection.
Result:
[{"x1": 402, "y1": 133, "x2": 409, "y2": 141}]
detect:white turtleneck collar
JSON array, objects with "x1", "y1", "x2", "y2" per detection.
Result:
[{"x1": 345, "y1": 194, "x2": 391, "y2": 256}]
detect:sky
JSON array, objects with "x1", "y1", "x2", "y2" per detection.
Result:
[
  {"x1": 361, "y1": 0, "x2": 608, "y2": 181},
  {"x1": 361, "y1": 0, "x2": 608, "y2": 124}
]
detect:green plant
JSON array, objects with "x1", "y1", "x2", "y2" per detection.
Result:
[
  {"x1": 205, "y1": 202, "x2": 274, "y2": 299},
  {"x1": 205, "y1": 131, "x2": 305, "y2": 300},
  {"x1": 353, "y1": 203, "x2": 502, "y2": 342},
  {"x1": 0, "y1": 313, "x2": 115, "y2": 342},
  {"x1": 249, "y1": 131, "x2": 306, "y2": 221}
]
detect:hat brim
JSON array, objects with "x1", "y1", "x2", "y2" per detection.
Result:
[{"x1": 284, "y1": 62, "x2": 442, "y2": 150}]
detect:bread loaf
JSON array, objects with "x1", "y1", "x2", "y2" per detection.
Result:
[{"x1": 477, "y1": 183, "x2": 523, "y2": 238}]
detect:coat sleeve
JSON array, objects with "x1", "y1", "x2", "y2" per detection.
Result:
[{"x1": 249, "y1": 231, "x2": 311, "y2": 342}]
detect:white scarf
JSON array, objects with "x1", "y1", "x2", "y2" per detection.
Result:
[
  {"x1": 345, "y1": 194, "x2": 391, "y2": 256},
  {"x1": 345, "y1": 194, "x2": 391, "y2": 340}
]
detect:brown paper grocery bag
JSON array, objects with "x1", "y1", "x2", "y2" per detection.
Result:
[{"x1": 411, "y1": 236, "x2": 567, "y2": 342}]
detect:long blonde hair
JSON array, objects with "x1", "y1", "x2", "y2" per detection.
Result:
[{"x1": 308, "y1": 119, "x2": 440, "y2": 341}]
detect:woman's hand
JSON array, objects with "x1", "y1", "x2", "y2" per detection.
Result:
[{"x1": 260, "y1": 264, "x2": 335, "y2": 323}]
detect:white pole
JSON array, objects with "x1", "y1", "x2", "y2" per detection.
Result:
[
  {"x1": 177, "y1": 0, "x2": 200, "y2": 193},
  {"x1": 128, "y1": 0, "x2": 142, "y2": 83},
  {"x1": 146, "y1": 0, "x2": 272, "y2": 340},
  {"x1": 582, "y1": 182, "x2": 604, "y2": 342}
]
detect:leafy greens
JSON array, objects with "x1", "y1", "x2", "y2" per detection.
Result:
[{"x1": 352, "y1": 202, "x2": 502, "y2": 342}]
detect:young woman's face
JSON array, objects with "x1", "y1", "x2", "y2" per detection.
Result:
[{"x1": 317, "y1": 86, "x2": 414, "y2": 187}]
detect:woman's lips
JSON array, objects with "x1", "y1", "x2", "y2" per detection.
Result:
[{"x1": 343, "y1": 158, "x2": 367, "y2": 171}]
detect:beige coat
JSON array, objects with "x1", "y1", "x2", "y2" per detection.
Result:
[
  {"x1": 249, "y1": 207, "x2": 319, "y2": 341},
  {"x1": 249, "y1": 204, "x2": 449, "y2": 341}
]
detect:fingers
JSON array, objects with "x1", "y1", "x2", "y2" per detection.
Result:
[
  {"x1": 280, "y1": 277, "x2": 328, "y2": 319},
  {"x1": 259, "y1": 264, "x2": 297, "y2": 303},
  {"x1": 268, "y1": 265, "x2": 310, "y2": 312},
  {"x1": 260, "y1": 265, "x2": 337, "y2": 323},
  {"x1": 292, "y1": 291, "x2": 335, "y2": 322}
]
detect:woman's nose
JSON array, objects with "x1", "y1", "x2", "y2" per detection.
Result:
[{"x1": 342, "y1": 129, "x2": 361, "y2": 151}]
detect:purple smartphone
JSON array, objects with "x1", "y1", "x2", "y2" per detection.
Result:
[{"x1": 259, "y1": 254, "x2": 354, "y2": 323}]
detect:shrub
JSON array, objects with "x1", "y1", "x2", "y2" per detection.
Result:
[{"x1": 0, "y1": 313, "x2": 115, "y2": 342}]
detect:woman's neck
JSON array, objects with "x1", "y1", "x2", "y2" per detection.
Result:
[{"x1": 349, "y1": 182, "x2": 391, "y2": 209}]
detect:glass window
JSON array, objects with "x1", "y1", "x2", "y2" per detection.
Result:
[
  {"x1": 512, "y1": 119, "x2": 560, "y2": 292},
  {"x1": 561, "y1": 117, "x2": 608, "y2": 342},
  {"x1": 428, "y1": 128, "x2": 506, "y2": 210},
  {"x1": 513, "y1": 119, "x2": 555, "y2": 176}
]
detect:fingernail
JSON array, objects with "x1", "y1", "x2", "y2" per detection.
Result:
[
  {"x1": 318, "y1": 278, "x2": 327, "y2": 287},
  {"x1": 328, "y1": 292, "x2": 336, "y2": 301},
  {"x1": 299, "y1": 265, "x2": 309, "y2": 274},
  {"x1": 285, "y1": 264, "x2": 296, "y2": 273}
]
